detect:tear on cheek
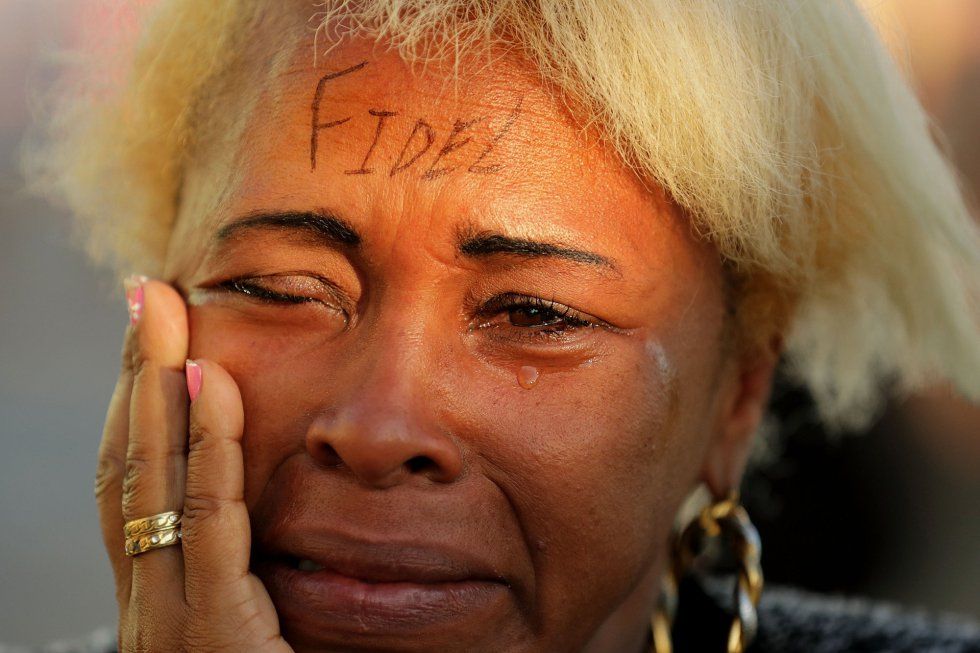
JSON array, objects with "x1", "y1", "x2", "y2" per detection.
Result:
[
  {"x1": 516, "y1": 365, "x2": 539, "y2": 389},
  {"x1": 645, "y1": 339, "x2": 679, "y2": 424},
  {"x1": 646, "y1": 340, "x2": 675, "y2": 382}
]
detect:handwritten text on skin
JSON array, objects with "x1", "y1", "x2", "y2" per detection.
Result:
[{"x1": 310, "y1": 61, "x2": 523, "y2": 178}]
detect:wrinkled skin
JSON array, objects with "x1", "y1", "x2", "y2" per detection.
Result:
[{"x1": 97, "y1": 36, "x2": 778, "y2": 653}]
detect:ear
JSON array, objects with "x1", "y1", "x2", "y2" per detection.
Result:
[{"x1": 700, "y1": 336, "x2": 782, "y2": 498}]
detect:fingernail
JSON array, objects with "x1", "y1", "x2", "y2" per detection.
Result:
[
  {"x1": 185, "y1": 360, "x2": 202, "y2": 403},
  {"x1": 124, "y1": 274, "x2": 149, "y2": 325}
]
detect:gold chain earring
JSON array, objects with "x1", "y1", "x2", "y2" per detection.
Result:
[{"x1": 650, "y1": 491, "x2": 764, "y2": 653}]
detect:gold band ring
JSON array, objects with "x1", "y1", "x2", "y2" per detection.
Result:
[
  {"x1": 123, "y1": 510, "x2": 182, "y2": 538},
  {"x1": 125, "y1": 526, "x2": 182, "y2": 557}
]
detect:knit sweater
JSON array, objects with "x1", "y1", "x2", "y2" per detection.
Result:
[
  {"x1": 8, "y1": 581, "x2": 980, "y2": 652},
  {"x1": 674, "y1": 578, "x2": 980, "y2": 653}
]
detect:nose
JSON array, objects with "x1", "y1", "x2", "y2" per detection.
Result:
[{"x1": 304, "y1": 376, "x2": 463, "y2": 489}]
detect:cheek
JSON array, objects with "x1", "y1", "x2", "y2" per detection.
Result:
[
  {"x1": 188, "y1": 308, "x2": 316, "y2": 506},
  {"x1": 472, "y1": 337, "x2": 696, "y2": 617}
]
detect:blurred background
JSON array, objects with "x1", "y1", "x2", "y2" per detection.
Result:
[{"x1": 0, "y1": 0, "x2": 978, "y2": 647}]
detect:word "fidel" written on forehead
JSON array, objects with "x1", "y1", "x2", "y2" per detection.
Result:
[{"x1": 310, "y1": 61, "x2": 524, "y2": 179}]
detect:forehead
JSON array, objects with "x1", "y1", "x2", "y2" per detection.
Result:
[
  {"x1": 271, "y1": 38, "x2": 613, "y2": 184},
  {"x1": 183, "y1": 37, "x2": 705, "y2": 281}
]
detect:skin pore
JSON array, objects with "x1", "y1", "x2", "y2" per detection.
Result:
[{"x1": 161, "y1": 36, "x2": 772, "y2": 653}]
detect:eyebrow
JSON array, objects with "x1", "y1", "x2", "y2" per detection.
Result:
[
  {"x1": 456, "y1": 226, "x2": 618, "y2": 272},
  {"x1": 215, "y1": 211, "x2": 361, "y2": 247},
  {"x1": 214, "y1": 211, "x2": 617, "y2": 273}
]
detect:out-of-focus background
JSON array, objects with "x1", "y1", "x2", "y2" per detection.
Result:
[{"x1": 0, "y1": 0, "x2": 978, "y2": 647}]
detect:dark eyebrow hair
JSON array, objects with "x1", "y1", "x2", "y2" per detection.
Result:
[
  {"x1": 215, "y1": 212, "x2": 616, "y2": 273},
  {"x1": 215, "y1": 211, "x2": 361, "y2": 247},
  {"x1": 456, "y1": 225, "x2": 618, "y2": 272}
]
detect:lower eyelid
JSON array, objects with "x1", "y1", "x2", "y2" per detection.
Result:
[
  {"x1": 478, "y1": 318, "x2": 598, "y2": 339},
  {"x1": 480, "y1": 328, "x2": 599, "y2": 352}
]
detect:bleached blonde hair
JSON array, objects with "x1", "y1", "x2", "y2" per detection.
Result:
[{"x1": 26, "y1": 0, "x2": 980, "y2": 428}]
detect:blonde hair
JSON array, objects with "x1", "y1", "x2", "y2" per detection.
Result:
[{"x1": 26, "y1": 0, "x2": 980, "y2": 428}]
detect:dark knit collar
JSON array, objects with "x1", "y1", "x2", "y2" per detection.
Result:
[
  {"x1": 25, "y1": 580, "x2": 980, "y2": 652},
  {"x1": 671, "y1": 576, "x2": 980, "y2": 653}
]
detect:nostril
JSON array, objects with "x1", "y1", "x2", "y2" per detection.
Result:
[
  {"x1": 405, "y1": 455, "x2": 437, "y2": 474},
  {"x1": 304, "y1": 411, "x2": 463, "y2": 485},
  {"x1": 311, "y1": 442, "x2": 344, "y2": 468}
]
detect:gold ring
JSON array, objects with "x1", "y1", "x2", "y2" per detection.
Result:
[
  {"x1": 123, "y1": 510, "x2": 182, "y2": 538},
  {"x1": 125, "y1": 526, "x2": 182, "y2": 557}
]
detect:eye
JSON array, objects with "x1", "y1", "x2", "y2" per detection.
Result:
[
  {"x1": 221, "y1": 277, "x2": 315, "y2": 304},
  {"x1": 210, "y1": 274, "x2": 350, "y2": 323},
  {"x1": 474, "y1": 293, "x2": 605, "y2": 344}
]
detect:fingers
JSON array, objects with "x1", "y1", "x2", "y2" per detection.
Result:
[
  {"x1": 181, "y1": 359, "x2": 284, "y2": 642},
  {"x1": 122, "y1": 278, "x2": 190, "y2": 597},
  {"x1": 100, "y1": 279, "x2": 285, "y2": 649},
  {"x1": 96, "y1": 292, "x2": 140, "y2": 603},
  {"x1": 181, "y1": 359, "x2": 251, "y2": 598}
]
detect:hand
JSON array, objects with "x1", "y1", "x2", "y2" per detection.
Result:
[{"x1": 95, "y1": 277, "x2": 292, "y2": 652}]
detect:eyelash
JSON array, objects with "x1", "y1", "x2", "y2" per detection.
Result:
[
  {"x1": 219, "y1": 277, "x2": 605, "y2": 344},
  {"x1": 220, "y1": 278, "x2": 316, "y2": 305},
  {"x1": 216, "y1": 276, "x2": 351, "y2": 326},
  {"x1": 473, "y1": 292, "x2": 603, "y2": 343}
]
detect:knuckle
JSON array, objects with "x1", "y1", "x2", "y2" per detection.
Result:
[
  {"x1": 181, "y1": 626, "x2": 228, "y2": 653},
  {"x1": 120, "y1": 450, "x2": 182, "y2": 515},
  {"x1": 121, "y1": 620, "x2": 184, "y2": 653},
  {"x1": 119, "y1": 351, "x2": 132, "y2": 377},
  {"x1": 126, "y1": 628, "x2": 153, "y2": 653},
  {"x1": 121, "y1": 443, "x2": 186, "y2": 518},
  {"x1": 120, "y1": 480, "x2": 152, "y2": 520},
  {"x1": 121, "y1": 457, "x2": 149, "y2": 502},
  {"x1": 181, "y1": 604, "x2": 271, "y2": 653},
  {"x1": 119, "y1": 329, "x2": 137, "y2": 377},
  {"x1": 123, "y1": 443, "x2": 187, "y2": 489},
  {"x1": 187, "y1": 420, "x2": 217, "y2": 449},
  {"x1": 128, "y1": 344, "x2": 152, "y2": 380},
  {"x1": 127, "y1": 440, "x2": 189, "y2": 466},
  {"x1": 95, "y1": 453, "x2": 125, "y2": 500},
  {"x1": 181, "y1": 492, "x2": 226, "y2": 528}
]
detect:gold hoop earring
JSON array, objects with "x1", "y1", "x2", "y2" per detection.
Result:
[{"x1": 650, "y1": 491, "x2": 764, "y2": 653}]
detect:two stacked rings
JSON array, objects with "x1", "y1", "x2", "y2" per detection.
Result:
[{"x1": 123, "y1": 510, "x2": 182, "y2": 557}]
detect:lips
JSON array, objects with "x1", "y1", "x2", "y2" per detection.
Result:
[
  {"x1": 259, "y1": 530, "x2": 509, "y2": 584},
  {"x1": 252, "y1": 526, "x2": 514, "y2": 644}
]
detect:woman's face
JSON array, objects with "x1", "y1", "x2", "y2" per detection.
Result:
[{"x1": 165, "y1": 38, "x2": 744, "y2": 652}]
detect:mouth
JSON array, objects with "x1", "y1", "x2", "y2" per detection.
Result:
[
  {"x1": 295, "y1": 557, "x2": 325, "y2": 572},
  {"x1": 267, "y1": 548, "x2": 507, "y2": 584},
  {"x1": 252, "y1": 535, "x2": 513, "y2": 642}
]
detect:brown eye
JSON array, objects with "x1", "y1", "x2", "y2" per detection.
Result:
[{"x1": 474, "y1": 293, "x2": 603, "y2": 346}]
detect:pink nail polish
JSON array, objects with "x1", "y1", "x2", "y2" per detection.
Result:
[
  {"x1": 185, "y1": 360, "x2": 202, "y2": 403},
  {"x1": 124, "y1": 274, "x2": 149, "y2": 325}
]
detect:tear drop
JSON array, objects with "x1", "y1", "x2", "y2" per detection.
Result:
[{"x1": 517, "y1": 365, "x2": 539, "y2": 389}]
